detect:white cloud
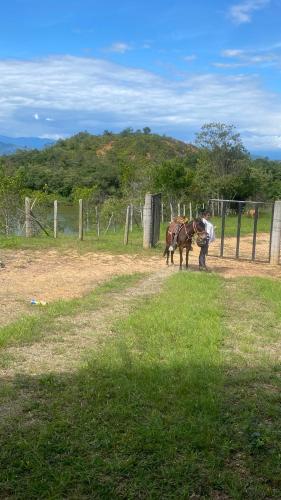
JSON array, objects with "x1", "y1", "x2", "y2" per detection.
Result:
[
  {"x1": 33, "y1": 113, "x2": 39, "y2": 120},
  {"x1": 217, "y1": 47, "x2": 280, "y2": 67},
  {"x1": 39, "y1": 133, "x2": 64, "y2": 140},
  {"x1": 229, "y1": 0, "x2": 270, "y2": 24},
  {"x1": 104, "y1": 42, "x2": 131, "y2": 53},
  {"x1": 46, "y1": 117, "x2": 54, "y2": 121},
  {"x1": 213, "y1": 62, "x2": 246, "y2": 68},
  {"x1": 0, "y1": 55, "x2": 281, "y2": 150},
  {"x1": 183, "y1": 54, "x2": 197, "y2": 62},
  {"x1": 222, "y1": 49, "x2": 245, "y2": 58}
]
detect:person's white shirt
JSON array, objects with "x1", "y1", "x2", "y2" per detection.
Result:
[{"x1": 202, "y1": 217, "x2": 215, "y2": 243}]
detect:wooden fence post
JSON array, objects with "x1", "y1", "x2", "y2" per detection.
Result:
[
  {"x1": 130, "y1": 203, "x2": 133, "y2": 232},
  {"x1": 79, "y1": 199, "x2": 83, "y2": 241},
  {"x1": 178, "y1": 203, "x2": 180, "y2": 216},
  {"x1": 143, "y1": 194, "x2": 153, "y2": 248},
  {"x1": 140, "y1": 204, "x2": 143, "y2": 227},
  {"x1": 105, "y1": 213, "x2": 113, "y2": 234},
  {"x1": 189, "y1": 202, "x2": 192, "y2": 219},
  {"x1": 270, "y1": 200, "x2": 281, "y2": 265},
  {"x1": 124, "y1": 205, "x2": 130, "y2": 245},
  {"x1": 95, "y1": 206, "x2": 100, "y2": 237},
  {"x1": 25, "y1": 197, "x2": 32, "y2": 237},
  {"x1": 54, "y1": 200, "x2": 58, "y2": 238}
]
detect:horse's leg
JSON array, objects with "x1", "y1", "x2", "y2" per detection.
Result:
[
  {"x1": 186, "y1": 248, "x2": 189, "y2": 269},
  {"x1": 166, "y1": 249, "x2": 169, "y2": 266},
  {"x1": 179, "y1": 247, "x2": 183, "y2": 270},
  {"x1": 171, "y1": 250, "x2": 174, "y2": 265}
]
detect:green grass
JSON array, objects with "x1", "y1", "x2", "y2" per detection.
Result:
[
  {"x1": 213, "y1": 211, "x2": 272, "y2": 238},
  {"x1": 0, "y1": 226, "x2": 164, "y2": 255},
  {"x1": 0, "y1": 211, "x2": 273, "y2": 255},
  {"x1": 0, "y1": 272, "x2": 280, "y2": 498}
]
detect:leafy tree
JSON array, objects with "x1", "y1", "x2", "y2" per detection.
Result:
[
  {"x1": 195, "y1": 122, "x2": 249, "y2": 177},
  {"x1": 152, "y1": 159, "x2": 194, "y2": 201},
  {"x1": 120, "y1": 127, "x2": 134, "y2": 136},
  {"x1": 0, "y1": 168, "x2": 24, "y2": 234},
  {"x1": 143, "y1": 127, "x2": 151, "y2": 135},
  {"x1": 194, "y1": 122, "x2": 251, "y2": 199}
]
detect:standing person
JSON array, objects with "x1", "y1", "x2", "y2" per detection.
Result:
[{"x1": 199, "y1": 209, "x2": 215, "y2": 271}]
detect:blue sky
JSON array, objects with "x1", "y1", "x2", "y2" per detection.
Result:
[{"x1": 1, "y1": 0, "x2": 281, "y2": 154}]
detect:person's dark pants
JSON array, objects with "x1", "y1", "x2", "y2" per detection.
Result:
[{"x1": 199, "y1": 243, "x2": 209, "y2": 268}]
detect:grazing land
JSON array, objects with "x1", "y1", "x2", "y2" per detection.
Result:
[
  {"x1": 0, "y1": 248, "x2": 280, "y2": 498},
  {"x1": 1, "y1": 235, "x2": 281, "y2": 328}
]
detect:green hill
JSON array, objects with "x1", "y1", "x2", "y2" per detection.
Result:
[{"x1": 1, "y1": 131, "x2": 197, "y2": 197}]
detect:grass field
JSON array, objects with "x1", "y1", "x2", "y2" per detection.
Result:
[
  {"x1": 0, "y1": 271, "x2": 280, "y2": 498},
  {"x1": 0, "y1": 211, "x2": 273, "y2": 257},
  {"x1": 212, "y1": 211, "x2": 272, "y2": 238}
]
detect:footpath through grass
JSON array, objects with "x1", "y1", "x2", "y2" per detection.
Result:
[
  {"x1": 0, "y1": 272, "x2": 280, "y2": 498},
  {"x1": 0, "y1": 273, "x2": 144, "y2": 350}
]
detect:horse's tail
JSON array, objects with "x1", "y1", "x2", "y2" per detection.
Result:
[{"x1": 163, "y1": 225, "x2": 172, "y2": 258}]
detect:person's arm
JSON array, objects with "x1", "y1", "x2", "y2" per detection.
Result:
[{"x1": 209, "y1": 222, "x2": 215, "y2": 243}]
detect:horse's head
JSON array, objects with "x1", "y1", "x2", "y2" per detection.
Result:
[{"x1": 193, "y1": 218, "x2": 208, "y2": 247}]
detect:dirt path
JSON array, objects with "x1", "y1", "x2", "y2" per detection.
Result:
[
  {"x1": 1, "y1": 242, "x2": 281, "y2": 327},
  {"x1": 0, "y1": 267, "x2": 175, "y2": 379}
]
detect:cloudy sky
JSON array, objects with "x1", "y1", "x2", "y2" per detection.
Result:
[{"x1": 1, "y1": 0, "x2": 281, "y2": 154}]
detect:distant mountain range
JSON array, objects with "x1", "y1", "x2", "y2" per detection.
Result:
[{"x1": 0, "y1": 135, "x2": 55, "y2": 154}]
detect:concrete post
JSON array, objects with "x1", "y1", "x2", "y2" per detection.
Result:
[
  {"x1": 270, "y1": 200, "x2": 281, "y2": 265},
  {"x1": 143, "y1": 193, "x2": 152, "y2": 248}
]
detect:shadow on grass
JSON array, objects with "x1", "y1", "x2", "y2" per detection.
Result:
[{"x1": 0, "y1": 359, "x2": 280, "y2": 499}]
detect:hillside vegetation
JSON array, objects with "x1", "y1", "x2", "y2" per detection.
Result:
[
  {"x1": 1, "y1": 124, "x2": 281, "y2": 209},
  {"x1": 1, "y1": 130, "x2": 196, "y2": 198}
]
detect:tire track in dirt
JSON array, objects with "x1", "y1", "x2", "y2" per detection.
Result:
[{"x1": 0, "y1": 267, "x2": 176, "y2": 378}]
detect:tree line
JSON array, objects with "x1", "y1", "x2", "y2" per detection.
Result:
[{"x1": 0, "y1": 123, "x2": 281, "y2": 213}]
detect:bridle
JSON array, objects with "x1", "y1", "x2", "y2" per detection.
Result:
[{"x1": 183, "y1": 220, "x2": 206, "y2": 240}]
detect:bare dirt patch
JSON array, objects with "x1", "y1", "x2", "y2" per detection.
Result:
[
  {"x1": 0, "y1": 235, "x2": 280, "y2": 327},
  {"x1": 210, "y1": 232, "x2": 271, "y2": 262},
  {"x1": 0, "y1": 268, "x2": 174, "y2": 378},
  {"x1": 95, "y1": 141, "x2": 113, "y2": 157},
  {"x1": 0, "y1": 249, "x2": 163, "y2": 327}
]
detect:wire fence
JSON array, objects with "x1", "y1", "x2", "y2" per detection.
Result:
[
  {"x1": 0, "y1": 198, "x2": 198, "y2": 239},
  {"x1": 0, "y1": 197, "x2": 279, "y2": 262}
]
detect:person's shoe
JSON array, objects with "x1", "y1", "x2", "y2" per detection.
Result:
[
  {"x1": 199, "y1": 266, "x2": 207, "y2": 272},
  {"x1": 199, "y1": 266, "x2": 211, "y2": 273}
]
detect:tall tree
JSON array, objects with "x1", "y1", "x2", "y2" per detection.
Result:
[
  {"x1": 195, "y1": 122, "x2": 249, "y2": 177},
  {"x1": 194, "y1": 123, "x2": 250, "y2": 199}
]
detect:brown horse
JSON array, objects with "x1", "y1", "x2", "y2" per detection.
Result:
[{"x1": 163, "y1": 219, "x2": 208, "y2": 269}]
